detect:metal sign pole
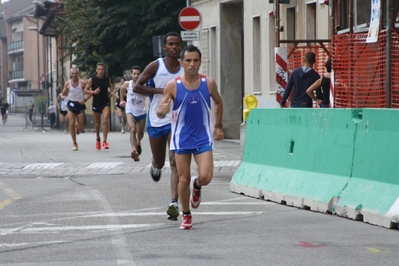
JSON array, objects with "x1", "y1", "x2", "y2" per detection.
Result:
[
  {"x1": 386, "y1": 0, "x2": 392, "y2": 108},
  {"x1": 186, "y1": 0, "x2": 191, "y2": 46}
]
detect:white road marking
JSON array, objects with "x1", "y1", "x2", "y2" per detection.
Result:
[
  {"x1": 81, "y1": 211, "x2": 263, "y2": 218},
  {"x1": 201, "y1": 202, "x2": 272, "y2": 205},
  {"x1": 146, "y1": 160, "x2": 241, "y2": 169},
  {"x1": 23, "y1": 163, "x2": 63, "y2": 169},
  {"x1": 86, "y1": 162, "x2": 122, "y2": 169},
  {"x1": 86, "y1": 187, "x2": 136, "y2": 265},
  {"x1": 0, "y1": 240, "x2": 66, "y2": 248},
  {"x1": 0, "y1": 224, "x2": 163, "y2": 234},
  {"x1": 214, "y1": 160, "x2": 241, "y2": 167}
]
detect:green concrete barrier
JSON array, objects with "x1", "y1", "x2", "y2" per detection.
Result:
[
  {"x1": 333, "y1": 109, "x2": 399, "y2": 228},
  {"x1": 230, "y1": 108, "x2": 399, "y2": 228}
]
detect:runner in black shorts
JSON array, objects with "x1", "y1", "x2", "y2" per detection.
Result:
[
  {"x1": 61, "y1": 67, "x2": 88, "y2": 151},
  {"x1": 84, "y1": 62, "x2": 113, "y2": 150}
]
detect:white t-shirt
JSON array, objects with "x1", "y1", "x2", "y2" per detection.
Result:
[
  {"x1": 147, "y1": 58, "x2": 183, "y2": 128},
  {"x1": 126, "y1": 80, "x2": 146, "y2": 117}
]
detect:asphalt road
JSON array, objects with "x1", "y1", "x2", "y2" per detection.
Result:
[{"x1": 0, "y1": 114, "x2": 398, "y2": 266}]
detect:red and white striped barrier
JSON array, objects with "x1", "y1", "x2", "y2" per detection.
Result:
[{"x1": 275, "y1": 47, "x2": 288, "y2": 104}]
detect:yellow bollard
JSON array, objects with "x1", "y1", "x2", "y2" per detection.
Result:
[{"x1": 243, "y1": 94, "x2": 258, "y2": 122}]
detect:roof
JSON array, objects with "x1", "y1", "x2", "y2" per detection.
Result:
[
  {"x1": 34, "y1": 1, "x2": 65, "y2": 37},
  {"x1": 7, "y1": 0, "x2": 35, "y2": 22}
]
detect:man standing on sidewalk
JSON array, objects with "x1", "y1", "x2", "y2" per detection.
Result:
[
  {"x1": 157, "y1": 45, "x2": 224, "y2": 230},
  {"x1": 27, "y1": 100, "x2": 34, "y2": 123},
  {"x1": 84, "y1": 62, "x2": 113, "y2": 150},
  {"x1": 280, "y1": 52, "x2": 320, "y2": 108},
  {"x1": 47, "y1": 102, "x2": 57, "y2": 128}
]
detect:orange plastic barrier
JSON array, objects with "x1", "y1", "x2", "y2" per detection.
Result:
[{"x1": 331, "y1": 30, "x2": 399, "y2": 108}]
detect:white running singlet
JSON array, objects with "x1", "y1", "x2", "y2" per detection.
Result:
[
  {"x1": 60, "y1": 95, "x2": 69, "y2": 111},
  {"x1": 148, "y1": 58, "x2": 183, "y2": 128},
  {"x1": 126, "y1": 80, "x2": 146, "y2": 117},
  {"x1": 68, "y1": 80, "x2": 84, "y2": 102}
]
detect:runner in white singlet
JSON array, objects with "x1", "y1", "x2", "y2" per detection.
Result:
[
  {"x1": 119, "y1": 66, "x2": 147, "y2": 161},
  {"x1": 134, "y1": 32, "x2": 183, "y2": 221}
]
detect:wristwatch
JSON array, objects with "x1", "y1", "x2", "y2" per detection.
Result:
[{"x1": 215, "y1": 122, "x2": 223, "y2": 129}]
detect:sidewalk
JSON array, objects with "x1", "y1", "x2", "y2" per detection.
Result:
[{"x1": 0, "y1": 113, "x2": 242, "y2": 176}]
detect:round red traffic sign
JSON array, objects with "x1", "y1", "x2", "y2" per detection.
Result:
[{"x1": 179, "y1": 7, "x2": 201, "y2": 31}]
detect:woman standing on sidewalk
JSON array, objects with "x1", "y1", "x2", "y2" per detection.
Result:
[{"x1": 1, "y1": 99, "x2": 9, "y2": 124}]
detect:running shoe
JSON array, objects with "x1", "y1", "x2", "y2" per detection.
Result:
[
  {"x1": 64, "y1": 130, "x2": 68, "y2": 134},
  {"x1": 137, "y1": 144, "x2": 142, "y2": 155},
  {"x1": 121, "y1": 127, "x2": 125, "y2": 134},
  {"x1": 131, "y1": 150, "x2": 140, "y2": 161},
  {"x1": 167, "y1": 202, "x2": 179, "y2": 220},
  {"x1": 150, "y1": 164, "x2": 162, "y2": 182},
  {"x1": 96, "y1": 139, "x2": 101, "y2": 150},
  {"x1": 72, "y1": 143, "x2": 78, "y2": 151},
  {"x1": 190, "y1": 177, "x2": 201, "y2": 209},
  {"x1": 102, "y1": 141, "x2": 109, "y2": 149},
  {"x1": 180, "y1": 214, "x2": 192, "y2": 230}
]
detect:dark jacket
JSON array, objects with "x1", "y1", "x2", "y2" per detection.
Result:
[{"x1": 280, "y1": 67, "x2": 320, "y2": 107}]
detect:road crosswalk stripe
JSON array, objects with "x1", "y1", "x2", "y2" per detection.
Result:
[
  {"x1": 23, "y1": 163, "x2": 63, "y2": 170},
  {"x1": 86, "y1": 162, "x2": 123, "y2": 169}
]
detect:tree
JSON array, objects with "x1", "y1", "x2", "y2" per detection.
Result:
[{"x1": 60, "y1": 0, "x2": 186, "y2": 79}]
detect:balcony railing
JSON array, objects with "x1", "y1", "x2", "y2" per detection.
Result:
[
  {"x1": 7, "y1": 41, "x2": 23, "y2": 53},
  {"x1": 9, "y1": 70, "x2": 24, "y2": 80},
  {"x1": 13, "y1": 61, "x2": 23, "y2": 71}
]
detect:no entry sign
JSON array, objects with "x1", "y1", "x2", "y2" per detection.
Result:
[{"x1": 179, "y1": 7, "x2": 201, "y2": 31}]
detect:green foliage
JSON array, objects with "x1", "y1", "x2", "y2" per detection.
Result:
[
  {"x1": 60, "y1": 0, "x2": 186, "y2": 79},
  {"x1": 36, "y1": 97, "x2": 47, "y2": 113}
]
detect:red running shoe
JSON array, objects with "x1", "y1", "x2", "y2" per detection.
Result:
[
  {"x1": 190, "y1": 178, "x2": 201, "y2": 209},
  {"x1": 180, "y1": 214, "x2": 192, "y2": 230},
  {"x1": 95, "y1": 139, "x2": 101, "y2": 150},
  {"x1": 102, "y1": 141, "x2": 109, "y2": 149}
]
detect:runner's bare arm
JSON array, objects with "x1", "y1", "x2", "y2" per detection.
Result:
[
  {"x1": 157, "y1": 80, "x2": 176, "y2": 118},
  {"x1": 120, "y1": 81, "x2": 128, "y2": 101},
  {"x1": 134, "y1": 60, "x2": 163, "y2": 95},
  {"x1": 62, "y1": 81, "x2": 70, "y2": 97},
  {"x1": 208, "y1": 78, "x2": 224, "y2": 140}
]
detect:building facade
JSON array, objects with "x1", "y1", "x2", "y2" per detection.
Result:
[
  {"x1": 0, "y1": 0, "x2": 60, "y2": 113},
  {"x1": 190, "y1": 0, "x2": 334, "y2": 138}
]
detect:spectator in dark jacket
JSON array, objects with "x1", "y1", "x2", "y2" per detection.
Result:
[{"x1": 280, "y1": 52, "x2": 320, "y2": 108}]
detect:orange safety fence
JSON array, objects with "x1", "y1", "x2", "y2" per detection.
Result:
[
  {"x1": 391, "y1": 31, "x2": 399, "y2": 108},
  {"x1": 331, "y1": 30, "x2": 399, "y2": 108},
  {"x1": 287, "y1": 45, "x2": 330, "y2": 78}
]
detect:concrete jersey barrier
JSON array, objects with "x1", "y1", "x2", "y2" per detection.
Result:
[{"x1": 230, "y1": 108, "x2": 399, "y2": 228}]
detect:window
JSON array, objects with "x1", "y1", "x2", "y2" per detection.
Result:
[{"x1": 253, "y1": 16, "x2": 261, "y2": 93}]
